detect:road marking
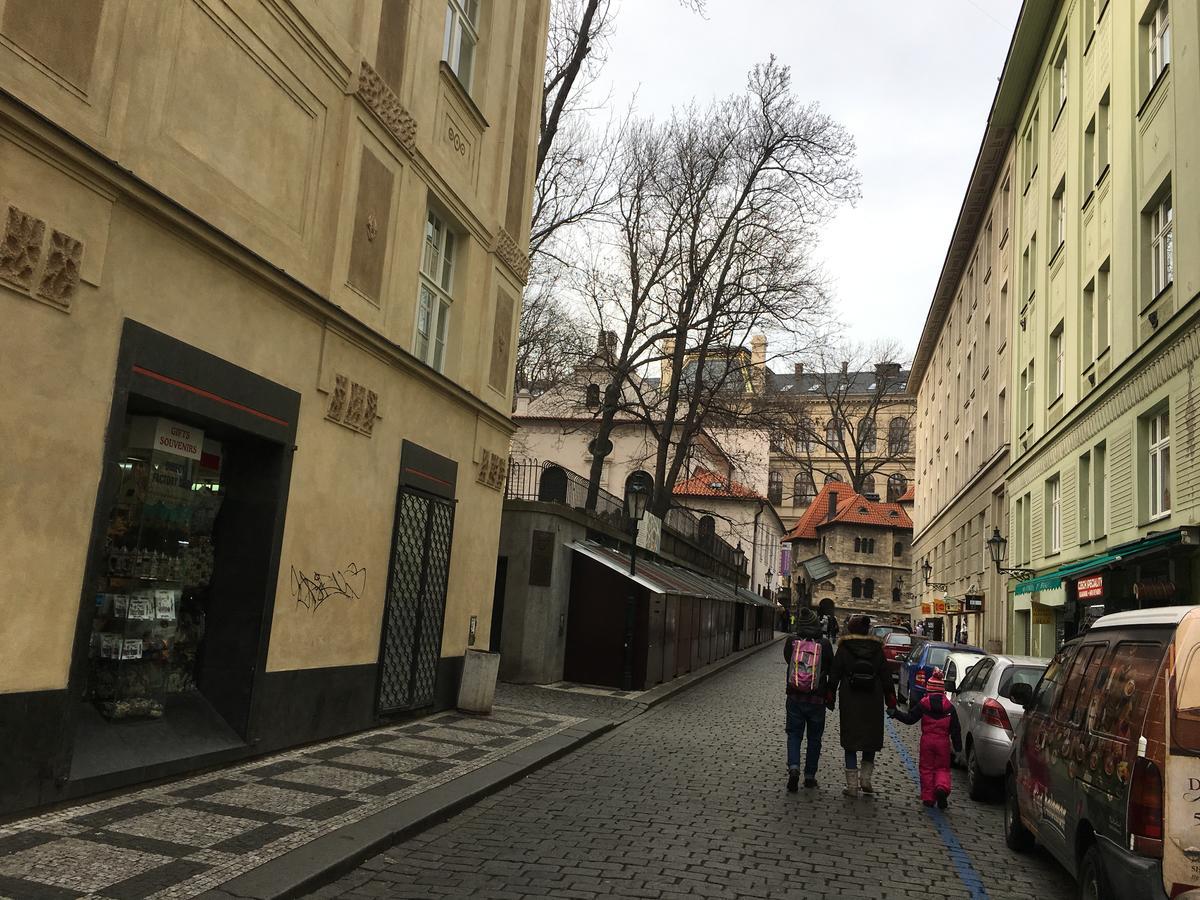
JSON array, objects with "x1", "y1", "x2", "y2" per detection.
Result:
[{"x1": 886, "y1": 717, "x2": 990, "y2": 900}]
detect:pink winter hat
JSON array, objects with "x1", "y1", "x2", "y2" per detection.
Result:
[{"x1": 925, "y1": 668, "x2": 946, "y2": 694}]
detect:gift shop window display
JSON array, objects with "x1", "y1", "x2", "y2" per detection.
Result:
[{"x1": 88, "y1": 415, "x2": 224, "y2": 721}]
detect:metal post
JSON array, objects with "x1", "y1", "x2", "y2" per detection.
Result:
[{"x1": 623, "y1": 520, "x2": 638, "y2": 691}]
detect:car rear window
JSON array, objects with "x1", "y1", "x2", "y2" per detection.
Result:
[
  {"x1": 1091, "y1": 642, "x2": 1164, "y2": 741},
  {"x1": 999, "y1": 665, "x2": 1047, "y2": 700},
  {"x1": 886, "y1": 634, "x2": 912, "y2": 647},
  {"x1": 1172, "y1": 614, "x2": 1200, "y2": 752},
  {"x1": 927, "y1": 647, "x2": 949, "y2": 669}
]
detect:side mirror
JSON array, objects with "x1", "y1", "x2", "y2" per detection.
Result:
[
  {"x1": 945, "y1": 677, "x2": 958, "y2": 694},
  {"x1": 1010, "y1": 681, "x2": 1034, "y2": 708}
]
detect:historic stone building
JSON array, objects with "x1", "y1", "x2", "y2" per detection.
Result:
[
  {"x1": 786, "y1": 482, "x2": 914, "y2": 625},
  {"x1": 0, "y1": 0, "x2": 547, "y2": 815}
]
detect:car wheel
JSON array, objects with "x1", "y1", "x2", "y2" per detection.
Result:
[
  {"x1": 966, "y1": 745, "x2": 991, "y2": 801},
  {"x1": 1003, "y1": 772, "x2": 1034, "y2": 852},
  {"x1": 1077, "y1": 845, "x2": 1111, "y2": 900}
]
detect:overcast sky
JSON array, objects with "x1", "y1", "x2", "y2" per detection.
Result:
[{"x1": 592, "y1": 0, "x2": 1022, "y2": 362}]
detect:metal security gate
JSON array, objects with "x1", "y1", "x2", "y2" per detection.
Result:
[{"x1": 377, "y1": 489, "x2": 455, "y2": 713}]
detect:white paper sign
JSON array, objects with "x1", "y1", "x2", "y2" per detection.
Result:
[
  {"x1": 121, "y1": 639, "x2": 143, "y2": 660},
  {"x1": 101, "y1": 633, "x2": 122, "y2": 659},
  {"x1": 155, "y1": 590, "x2": 176, "y2": 620},
  {"x1": 153, "y1": 418, "x2": 205, "y2": 460}
]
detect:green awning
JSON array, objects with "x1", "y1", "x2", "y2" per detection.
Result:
[
  {"x1": 800, "y1": 554, "x2": 835, "y2": 582},
  {"x1": 1014, "y1": 530, "x2": 1188, "y2": 595}
]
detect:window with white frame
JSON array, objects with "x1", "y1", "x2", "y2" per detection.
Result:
[
  {"x1": 1000, "y1": 175, "x2": 1011, "y2": 242},
  {"x1": 1079, "y1": 451, "x2": 1092, "y2": 542},
  {"x1": 1093, "y1": 440, "x2": 1107, "y2": 537},
  {"x1": 1082, "y1": 277, "x2": 1096, "y2": 369},
  {"x1": 443, "y1": 0, "x2": 480, "y2": 89},
  {"x1": 1148, "y1": 1, "x2": 1170, "y2": 85},
  {"x1": 1096, "y1": 258, "x2": 1111, "y2": 356},
  {"x1": 1022, "y1": 111, "x2": 1039, "y2": 187},
  {"x1": 1046, "y1": 475, "x2": 1061, "y2": 554},
  {"x1": 1097, "y1": 89, "x2": 1111, "y2": 180},
  {"x1": 1084, "y1": 115, "x2": 1096, "y2": 194},
  {"x1": 1053, "y1": 38, "x2": 1068, "y2": 119},
  {"x1": 1150, "y1": 193, "x2": 1174, "y2": 298},
  {"x1": 1147, "y1": 409, "x2": 1171, "y2": 519},
  {"x1": 1049, "y1": 321, "x2": 1064, "y2": 402},
  {"x1": 416, "y1": 209, "x2": 455, "y2": 372},
  {"x1": 1051, "y1": 179, "x2": 1066, "y2": 252}
]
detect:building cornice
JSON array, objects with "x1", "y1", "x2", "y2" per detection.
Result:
[{"x1": 0, "y1": 91, "x2": 517, "y2": 437}]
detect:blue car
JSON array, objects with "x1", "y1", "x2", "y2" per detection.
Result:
[{"x1": 897, "y1": 641, "x2": 986, "y2": 709}]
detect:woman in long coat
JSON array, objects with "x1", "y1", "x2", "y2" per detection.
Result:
[{"x1": 828, "y1": 615, "x2": 896, "y2": 797}]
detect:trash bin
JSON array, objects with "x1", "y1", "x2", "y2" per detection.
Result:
[{"x1": 457, "y1": 649, "x2": 500, "y2": 714}]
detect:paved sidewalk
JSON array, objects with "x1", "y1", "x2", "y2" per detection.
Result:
[{"x1": 0, "y1": 707, "x2": 583, "y2": 900}]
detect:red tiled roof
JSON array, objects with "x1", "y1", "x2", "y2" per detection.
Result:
[
  {"x1": 673, "y1": 468, "x2": 764, "y2": 501},
  {"x1": 782, "y1": 480, "x2": 912, "y2": 542},
  {"x1": 897, "y1": 485, "x2": 915, "y2": 503},
  {"x1": 782, "y1": 481, "x2": 852, "y2": 541}
]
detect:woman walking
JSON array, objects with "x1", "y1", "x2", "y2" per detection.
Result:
[{"x1": 828, "y1": 614, "x2": 897, "y2": 797}]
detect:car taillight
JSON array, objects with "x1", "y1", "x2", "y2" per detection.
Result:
[
  {"x1": 981, "y1": 698, "x2": 1012, "y2": 734},
  {"x1": 915, "y1": 670, "x2": 926, "y2": 686},
  {"x1": 1129, "y1": 757, "x2": 1164, "y2": 850}
]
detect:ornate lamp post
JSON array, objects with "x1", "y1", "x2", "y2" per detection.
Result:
[
  {"x1": 621, "y1": 472, "x2": 653, "y2": 690},
  {"x1": 985, "y1": 527, "x2": 1036, "y2": 581},
  {"x1": 920, "y1": 558, "x2": 949, "y2": 592}
]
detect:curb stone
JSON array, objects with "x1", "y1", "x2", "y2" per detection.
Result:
[{"x1": 204, "y1": 634, "x2": 784, "y2": 900}]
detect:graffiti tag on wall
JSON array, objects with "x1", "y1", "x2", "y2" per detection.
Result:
[{"x1": 291, "y1": 563, "x2": 366, "y2": 613}]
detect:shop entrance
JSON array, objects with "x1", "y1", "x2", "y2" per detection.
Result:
[{"x1": 68, "y1": 320, "x2": 299, "y2": 787}]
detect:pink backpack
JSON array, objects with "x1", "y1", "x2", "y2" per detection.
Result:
[{"x1": 788, "y1": 638, "x2": 821, "y2": 693}]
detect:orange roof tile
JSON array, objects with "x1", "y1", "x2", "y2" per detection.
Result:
[
  {"x1": 782, "y1": 480, "x2": 913, "y2": 542},
  {"x1": 673, "y1": 469, "x2": 764, "y2": 501},
  {"x1": 782, "y1": 481, "x2": 853, "y2": 541},
  {"x1": 897, "y1": 485, "x2": 916, "y2": 503}
]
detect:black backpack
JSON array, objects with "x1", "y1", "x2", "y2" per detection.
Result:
[{"x1": 848, "y1": 657, "x2": 877, "y2": 691}]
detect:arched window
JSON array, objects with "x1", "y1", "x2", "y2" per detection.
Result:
[
  {"x1": 894, "y1": 541, "x2": 904, "y2": 557},
  {"x1": 698, "y1": 515, "x2": 715, "y2": 547},
  {"x1": 586, "y1": 383, "x2": 601, "y2": 409},
  {"x1": 826, "y1": 418, "x2": 846, "y2": 452},
  {"x1": 867, "y1": 538, "x2": 876, "y2": 554},
  {"x1": 824, "y1": 472, "x2": 843, "y2": 484},
  {"x1": 768, "y1": 470, "x2": 783, "y2": 505},
  {"x1": 861, "y1": 474, "x2": 876, "y2": 497},
  {"x1": 851, "y1": 577, "x2": 863, "y2": 598},
  {"x1": 892, "y1": 587, "x2": 902, "y2": 603},
  {"x1": 796, "y1": 416, "x2": 813, "y2": 452},
  {"x1": 853, "y1": 537, "x2": 861, "y2": 552},
  {"x1": 888, "y1": 417, "x2": 911, "y2": 455},
  {"x1": 793, "y1": 471, "x2": 815, "y2": 506},
  {"x1": 864, "y1": 578, "x2": 875, "y2": 599},
  {"x1": 858, "y1": 417, "x2": 877, "y2": 452},
  {"x1": 538, "y1": 465, "x2": 569, "y2": 503},
  {"x1": 887, "y1": 473, "x2": 908, "y2": 502}
]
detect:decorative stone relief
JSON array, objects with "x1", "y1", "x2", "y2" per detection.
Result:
[
  {"x1": 38, "y1": 229, "x2": 85, "y2": 309},
  {"x1": 494, "y1": 228, "x2": 530, "y2": 283},
  {"x1": 326, "y1": 372, "x2": 379, "y2": 436},
  {"x1": 477, "y1": 449, "x2": 508, "y2": 491},
  {"x1": 356, "y1": 61, "x2": 416, "y2": 154},
  {"x1": 0, "y1": 205, "x2": 45, "y2": 289}
]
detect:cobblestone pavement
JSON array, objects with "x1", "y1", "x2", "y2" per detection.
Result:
[
  {"x1": 0, "y1": 708, "x2": 581, "y2": 900},
  {"x1": 316, "y1": 648, "x2": 1077, "y2": 900},
  {"x1": 494, "y1": 682, "x2": 643, "y2": 724}
]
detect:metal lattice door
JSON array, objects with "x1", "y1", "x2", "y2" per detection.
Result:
[{"x1": 377, "y1": 490, "x2": 455, "y2": 713}]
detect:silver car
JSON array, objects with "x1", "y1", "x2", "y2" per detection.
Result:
[{"x1": 946, "y1": 654, "x2": 1047, "y2": 800}]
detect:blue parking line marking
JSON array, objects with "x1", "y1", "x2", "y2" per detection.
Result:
[{"x1": 886, "y1": 717, "x2": 990, "y2": 900}]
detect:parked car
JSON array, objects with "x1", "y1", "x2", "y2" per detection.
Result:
[
  {"x1": 897, "y1": 641, "x2": 985, "y2": 708},
  {"x1": 870, "y1": 623, "x2": 911, "y2": 640},
  {"x1": 882, "y1": 632, "x2": 925, "y2": 679},
  {"x1": 942, "y1": 650, "x2": 987, "y2": 701},
  {"x1": 947, "y1": 654, "x2": 1047, "y2": 799},
  {"x1": 1004, "y1": 606, "x2": 1200, "y2": 900}
]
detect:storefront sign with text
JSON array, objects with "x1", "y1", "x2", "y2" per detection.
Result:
[
  {"x1": 1076, "y1": 575, "x2": 1104, "y2": 600},
  {"x1": 153, "y1": 418, "x2": 204, "y2": 460}
]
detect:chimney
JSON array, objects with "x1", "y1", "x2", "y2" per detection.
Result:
[
  {"x1": 875, "y1": 361, "x2": 902, "y2": 378},
  {"x1": 751, "y1": 334, "x2": 767, "y2": 367},
  {"x1": 826, "y1": 487, "x2": 838, "y2": 521},
  {"x1": 661, "y1": 339, "x2": 675, "y2": 386},
  {"x1": 840, "y1": 361, "x2": 849, "y2": 376},
  {"x1": 794, "y1": 362, "x2": 804, "y2": 377},
  {"x1": 514, "y1": 388, "x2": 532, "y2": 415},
  {"x1": 605, "y1": 331, "x2": 617, "y2": 357}
]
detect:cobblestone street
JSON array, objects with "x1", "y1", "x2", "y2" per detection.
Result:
[{"x1": 315, "y1": 648, "x2": 1076, "y2": 899}]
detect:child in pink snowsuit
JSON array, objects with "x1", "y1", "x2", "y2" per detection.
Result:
[{"x1": 889, "y1": 668, "x2": 962, "y2": 808}]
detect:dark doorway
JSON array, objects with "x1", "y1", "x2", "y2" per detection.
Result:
[{"x1": 491, "y1": 557, "x2": 507, "y2": 653}]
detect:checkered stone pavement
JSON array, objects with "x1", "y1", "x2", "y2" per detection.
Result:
[
  {"x1": 0, "y1": 707, "x2": 581, "y2": 900},
  {"x1": 317, "y1": 648, "x2": 1079, "y2": 900}
]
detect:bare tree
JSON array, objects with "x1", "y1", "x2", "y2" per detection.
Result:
[
  {"x1": 578, "y1": 58, "x2": 859, "y2": 516},
  {"x1": 759, "y1": 341, "x2": 915, "y2": 500}
]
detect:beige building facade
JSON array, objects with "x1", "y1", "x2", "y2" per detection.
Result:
[
  {"x1": 0, "y1": 0, "x2": 547, "y2": 814},
  {"x1": 910, "y1": 134, "x2": 1015, "y2": 652},
  {"x1": 1001, "y1": 0, "x2": 1200, "y2": 657}
]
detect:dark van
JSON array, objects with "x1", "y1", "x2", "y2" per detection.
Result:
[{"x1": 1004, "y1": 606, "x2": 1200, "y2": 900}]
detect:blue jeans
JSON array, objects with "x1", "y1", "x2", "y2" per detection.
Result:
[
  {"x1": 785, "y1": 697, "x2": 826, "y2": 776},
  {"x1": 844, "y1": 749, "x2": 876, "y2": 770}
]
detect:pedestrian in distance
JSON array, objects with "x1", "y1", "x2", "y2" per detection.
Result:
[
  {"x1": 888, "y1": 667, "x2": 962, "y2": 809},
  {"x1": 783, "y1": 607, "x2": 834, "y2": 792},
  {"x1": 828, "y1": 614, "x2": 896, "y2": 797}
]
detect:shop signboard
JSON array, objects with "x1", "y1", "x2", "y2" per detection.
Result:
[
  {"x1": 963, "y1": 593, "x2": 984, "y2": 613},
  {"x1": 1077, "y1": 575, "x2": 1104, "y2": 600},
  {"x1": 933, "y1": 597, "x2": 947, "y2": 615},
  {"x1": 921, "y1": 600, "x2": 933, "y2": 616},
  {"x1": 152, "y1": 418, "x2": 204, "y2": 460},
  {"x1": 1032, "y1": 602, "x2": 1055, "y2": 625}
]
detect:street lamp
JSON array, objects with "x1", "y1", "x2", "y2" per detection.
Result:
[
  {"x1": 621, "y1": 471, "x2": 653, "y2": 691},
  {"x1": 986, "y1": 527, "x2": 1036, "y2": 580},
  {"x1": 921, "y1": 558, "x2": 949, "y2": 592}
]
